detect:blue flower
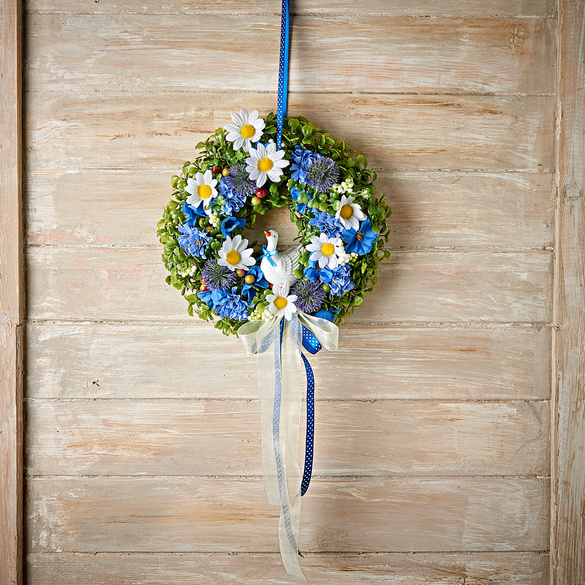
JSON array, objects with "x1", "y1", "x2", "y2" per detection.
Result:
[
  {"x1": 178, "y1": 224, "x2": 211, "y2": 258},
  {"x1": 220, "y1": 216, "x2": 246, "y2": 238},
  {"x1": 290, "y1": 146, "x2": 318, "y2": 183},
  {"x1": 305, "y1": 154, "x2": 339, "y2": 193},
  {"x1": 342, "y1": 219, "x2": 378, "y2": 255},
  {"x1": 303, "y1": 265, "x2": 319, "y2": 281},
  {"x1": 290, "y1": 186, "x2": 307, "y2": 214},
  {"x1": 218, "y1": 177, "x2": 247, "y2": 216},
  {"x1": 182, "y1": 202, "x2": 206, "y2": 228},
  {"x1": 309, "y1": 210, "x2": 343, "y2": 238},
  {"x1": 328, "y1": 265, "x2": 355, "y2": 296},
  {"x1": 224, "y1": 163, "x2": 256, "y2": 198},
  {"x1": 241, "y1": 266, "x2": 270, "y2": 302},
  {"x1": 214, "y1": 287, "x2": 250, "y2": 321},
  {"x1": 198, "y1": 289, "x2": 229, "y2": 310},
  {"x1": 314, "y1": 309, "x2": 336, "y2": 322},
  {"x1": 201, "y1": 259, "x2": 237, "y2": 291}
]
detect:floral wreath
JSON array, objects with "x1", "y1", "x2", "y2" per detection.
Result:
[{"x1": 158, "y1": 108, "x2": 392, "y2": 336}]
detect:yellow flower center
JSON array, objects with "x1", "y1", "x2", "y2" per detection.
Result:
[
  {"x1": 240, "y1": 124, "x2": 256, "y2": 139},
  {"x1": 258, "y1": 157, "x2": 274, "y2": 172},
  {"x1": 198, "y1": 184, "x2": 212, "y2": 199},
  {"x1": 321, "y1": 243, "x2": 335, "y2": 256},
  {"x1": 226, "y1": 250, "x2": 241, "y2": 266},
  {"x1": 356, "y1": 232, "x2": 364, "y2": 241},
  {"x1": 274, "y1": 296, "x2": 288, "y2": 310},
  {"x1": 340, "y1": 204, "x2": 353, "y2": 220}
]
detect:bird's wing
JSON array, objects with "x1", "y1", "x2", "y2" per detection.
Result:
[{"x1": 278, "y1": 246, "x2": 302, "y2": 275}]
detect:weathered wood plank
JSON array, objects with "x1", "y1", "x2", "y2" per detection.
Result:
[
  {"x1": 27, "y1": 0, "x2": 555, "y2": 17},
  {"x1": 27, "y1": 93, "x2": 555, "y2": 171},
  {"x1": 25, "y1": 399, "x2": 550, "y2": 477},
  {"x1": 25, "y1": 323, "x2": 551, "y2": 400},
  {"x1": 26, "y1": 170, "x2": 554, "y2": 250},
  {"x1": 553, "y1": 1, "x2": 585, "y2": 584},
  {"x1": 27, "y1": 477, "x2": 550, "y2": 553},
  {"x1": 26, "y1": 551, "x2": 550, "y2": 585},
  {"x1": 0, "y1": 1, "x2": 24, "y2": 584},
  {"x1": 25, "y1": 15, "x2": 555, "y2": 94},
  {"x1": 26, "y1": 247, "x2": 552, "y2": 323}
]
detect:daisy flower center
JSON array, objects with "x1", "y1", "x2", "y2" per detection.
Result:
[
  {"x1": 198, "y1": 184, "x2": 212, "y2": 199},
  {"x1": 321, "y1": 243, "x2": 335, "y2": 256},
  {"x1": 240, "y1": 124, "x2": 256, "y2": 139},
  {"x1": 226, "y1": 250, "x2": 241, "y2": 266},
  {"x1": 274, "y1": 296, "x2": 288, "y2": 310},
  {"x1": 258, "y1": 157, "x2": 274, "y2": 172},
  {"x1": 340, "y1": 204, "x2": 353, "y2": 220}
]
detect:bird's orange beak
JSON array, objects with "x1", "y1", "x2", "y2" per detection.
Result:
[{"x1": 264, "y1": 231, "x2": 271, "y2": 237}]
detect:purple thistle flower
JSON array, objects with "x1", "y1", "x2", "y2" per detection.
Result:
[
  {"x1": 291, "y1": 279, "x2": 325, "y2": 314},
  {"x1": 225, "y1": 163, "x2": 256, "y2": 198},
  {"x1": 305, "y1": 154, "x2": 339, "y2": 193},
  {"x1": 201, "y1": 259, "x2": 238, "y2": 291}
]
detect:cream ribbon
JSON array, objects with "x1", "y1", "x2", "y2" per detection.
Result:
[{"x1": 239, "y1": 311, "x2": 339, "y2": 579}]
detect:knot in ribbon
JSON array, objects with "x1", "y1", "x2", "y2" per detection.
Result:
[{"x1": 259, "y1": 246, "x2": 279, "y2": 268}]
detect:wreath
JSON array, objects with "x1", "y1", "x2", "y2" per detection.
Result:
[{"x1": 158, "y1": 109, "x2": 392, "y2": 336}]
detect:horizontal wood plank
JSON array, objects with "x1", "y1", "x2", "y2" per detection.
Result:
[
  {"x1": 25, "y1": 399, "x2": 550, "y2": 477},
  {"x1": 26, "y1": 170, "x2": 554, "y2": 250},
  {"x1": 27, "y1": 93, "x2": 555, "y2": 172},
  {"x1": 25, "y1": 15, "x2": 555, "y2": 94},
  {"x1": 26, "y1": 248, "x2": 552, "y2": 323},
  {"x1": 26, "y1": 0, "x2": 555, "y2": 17},
  {"x1": 25, "y1": 323, "x2": 551, "y2": 400},
  {"x1": 25, "y1": 551, "x2": 550, "y2": 585},
  {"x1": 27, "y1": 476, "x2": 550, "y2": 553}
]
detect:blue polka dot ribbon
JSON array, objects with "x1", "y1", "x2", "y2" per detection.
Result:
[{"x1": 276, "y1": 0, "x2": 291, "y2": 150}]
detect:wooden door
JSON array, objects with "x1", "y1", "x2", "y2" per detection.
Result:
[{"x1": 2, "y1": 1, "x2": 584, "y2": 583}]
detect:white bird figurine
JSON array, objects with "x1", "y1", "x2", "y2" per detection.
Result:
[{"x1": 260, "y1": 230, "x2": 301, "y2": 288}]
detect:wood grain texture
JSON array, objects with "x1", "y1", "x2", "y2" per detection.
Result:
[
  {"x1": 25, "y1": 15, "x2": 555, "y2": 94},
  {"x1": 27, "y1": 93, "x2": 555, "y2": 172},
  {"x1": 553, "y1": 1, "x2": 585, "y2": 583},
  {"x1": 27, "y1": 247, "x2": 552, "y2": 323},
  {"x1": 0, "y1": 1, "x2": 24, "y2": 584},
  {"x1": 26, "y1": 551, "x2": 550, "y2": 585},
  {"x1": 27, "y1": 476, "x2": 550, "y2": 553},
  {"x1": 26, "y1": 170, "x2": 554, "y2": 250},
  {"x1": 25, "y1": 323, "x2": 551, "y2": 400},
  {"x1": 27, "y1": 0, "x2": 555, "y2": 17},
  {"x1": 25, "y1": 399, "x2": 550, "y2": 477}
]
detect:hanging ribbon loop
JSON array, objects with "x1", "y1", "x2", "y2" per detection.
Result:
[{"x1": 277, "y1": 0, "x2": 291, "y2": 149}]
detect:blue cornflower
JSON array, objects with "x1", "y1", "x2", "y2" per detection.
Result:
[
  {"x1": 214, "y1": 287, "x2": 250, "y2": 321},
  {"x1": 328, "y1": 265, "x2": 355, "y2": 296},
  {"x1": 225, "y1": 163, "x2": 256, "y2": 198},
  {"x1": 241, "y1": 266, "x2": 270, "y2": 302},
  {"x1": 290, "y1": 146, "x2": 318, "y2": 184},
  {"x1": 182, "y1": 202, "x2": 206, "y2": 228},
  {"x1": 177, "y1": 224, "x2": 211, "y2": 258},
  {"x1": 305, "y1": 154, "x2": 339, "y2": 193},
  {"x1": 221, "y1": 216, "x2": 246, "y2": 238},
  {"x1": 309, "y1": 210, "x2": 343, "y2": 238},
  {"x1": 342, "y1": 219, "x2": 378, "y2": 255},
  {"x1": 218, "y1": 177, "x2": 247, "y2": 216}
]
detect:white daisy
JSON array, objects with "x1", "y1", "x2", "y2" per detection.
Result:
[
  {"x1": 217, "y1": 234, "x2": 256, "y2": 272},
  {"x1": 307, "y1": 233, "x2": 344, "y2": 269},
  {"x1": 335, "y1": 194, "x2": 366, "y2": 230},
  {"x1": 225, "y1": 108, "x2": 265, "y2": 152},
  {"x1": 266, "y1": 284, "x2": 298, "y2": 321},
  {"x1": 185, "y1": 170, "x2": 218, "y2": 211},
  {"x1": 245, "y1": 142, "x2": 289, "y2": 188}
]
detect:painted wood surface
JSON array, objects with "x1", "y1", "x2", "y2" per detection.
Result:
[
  {"x1": 26, "y1": 14, "x2": 555, "y2": 94},
  {"x1": 26, "y1": 323, "x2": 551, "y2": 400},
  {"x1": 553, "y1": 1, "x2": 585, "y2": 583},
  {"x1": 26, "y1": 170, "x2": 554, "y2": 250},
  {"x1": 0, "y1": 1, "x2": 24, "y2": 584},
  {"x1": 28, "y1": 93, "x2": 555, "y2": 172},
  {"x1": 26, "y1": 552, "x2": 550, "y2": 585},
  {"x1": 27, "y1": 477, "x2": 550, "y2": 553},
  {"x1": 25, "y1": 399, "x2": 549, "y2": 477},
  {"x1": 27, "y1": 0, "x2": 555, "y2": 17},
  {"x1": 27, "y1": 247, "x2": 552, "y2": 323}
]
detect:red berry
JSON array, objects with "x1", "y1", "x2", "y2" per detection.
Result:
[
  {"x1": 255, "y1": 188, "x2": 267, "y2": 199},
  {"x1": 236, "y1": 269, "x2": 246, "y2": 278},
  {"x1": 211, "y1": 166, "x2": 221, "y2": 174},
  {"x1": 251, "y1": 196, "x2": 261, "y2": 206},
  {"x1": 200, "y1": 284, "x2": 208, "y2": 292}
]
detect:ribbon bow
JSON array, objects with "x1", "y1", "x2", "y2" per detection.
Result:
[
  {"x1": 260, "y1": 245, "x2": 279, "y2": 267},
  {"x1": 239, "y1": 311, "x2": 338, "y2": 579}
]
